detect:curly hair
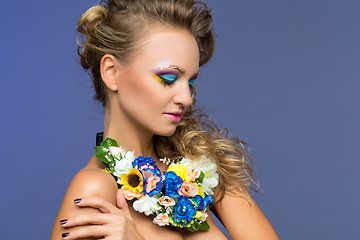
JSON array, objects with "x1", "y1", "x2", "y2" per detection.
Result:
[{"x1": 77, "y1": 0, "x2": 257, "y2": 202}]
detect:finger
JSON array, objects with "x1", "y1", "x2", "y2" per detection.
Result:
[
  {"x1": 117, "y1": 189, "x2": 133, "y2": 221},
  {"x1": 61, "y1": 224, "x2": 125, "y2": 240},
  {"x1": 61, "y1": 212, "x2": 127, "y2": 228},
  {"x1": 74, "y1": 197, "x2": 121, "y2": 214}
]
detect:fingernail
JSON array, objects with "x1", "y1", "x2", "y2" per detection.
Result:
[
  {"x1": 60, "y1": 219, "x2": 67, "y2": 225},
  {"x1": 74, "y1": 198, "x2": 81, "y2": 204},
  {"x1": 62, "y1": 232, "x2": 69, "y2": 238}
]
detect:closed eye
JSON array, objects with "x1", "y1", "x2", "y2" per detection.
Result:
[
  {"x1": 188, "y1": 72, "x2": 199, "y2": 88},
  {"x1": 155, "y1": 73, "x2": 178, "y2": 86}
]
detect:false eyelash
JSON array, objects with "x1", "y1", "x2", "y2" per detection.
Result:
[
  {"x1": 158, "y1": 74, "x2": 177, "y2": 85},
  {"x1": 154, "y1": 73, "x2": 196, "y2": 88},
  {"x1": 156, "y1": 74, "x2": 177, "y2": 86}
]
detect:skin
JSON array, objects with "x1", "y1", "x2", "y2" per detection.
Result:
[{"x1": 50, "y1": 28, "x2": 279, "y2": 240}]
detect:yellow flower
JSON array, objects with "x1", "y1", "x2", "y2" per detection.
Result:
[
  {"x1": 195, "y1": 211, "x2": 208, "y2": 221},
  {"x1": 169, "y1": 216, "x2": 194, "y2": 228},
  {"x1": 195, "y1": 183, "x2": 205, "y2": 197},
  {"x1": 167, "y1": 164, "x2": 189, "y2": 182},
  {"x1": 120, "y1": 168, "x2": 143, "y2": 194}
]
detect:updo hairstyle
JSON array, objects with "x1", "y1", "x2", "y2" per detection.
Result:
[{"x1": 77, "y1": 0, "x2": 214, "y2": 106}]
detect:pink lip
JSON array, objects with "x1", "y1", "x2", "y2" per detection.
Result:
[{"x1": 164, "y1": 112, "x2": 182, "y2": 122}]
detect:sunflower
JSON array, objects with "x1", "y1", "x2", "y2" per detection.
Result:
[{"x1": 120, "y1": 168, "x2": 143, "y2": 194}]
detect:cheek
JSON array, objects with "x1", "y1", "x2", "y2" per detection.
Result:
[{"x1": 118, "y1": 73, "x2": 168, "y2": 112}]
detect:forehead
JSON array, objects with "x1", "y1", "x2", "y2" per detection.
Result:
[{"x1": 131, "y1": 29, "x2": 200, "y2": 73}]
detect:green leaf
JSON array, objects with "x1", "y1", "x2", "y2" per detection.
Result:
[
  {"x1": 101, "y1": 138, "x2": 118, "y2": 148},
  {"x1": 94, "y1": 153, "x2": 109, "y2": 164},
  {"x1": 187, "y1": 227, "x2": 197, "y2": 232},
  {"x1": 187, "y1": 221, "x2": 201, "y2": 232},
  {"x1": 94, "y1": 145, "x2": 108, "y2": 155},
  {"x1": 199, "y1": 221, "x2": 210, "y2": 230},
  {"x1": 196, "y1": 171, "x2": 205, "y2": 184},
  {"x1": 154, "y1": 192, "x2": 164, "y2": 198},
  {"x1": 94, "y1": 146, "x2": 110, "y2": 164}
]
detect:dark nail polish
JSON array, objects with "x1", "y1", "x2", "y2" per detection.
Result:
[
  {"x1": 74, "y1": 198, "x2": 81, "y2": 204},
  {"x1": 60, "y1": 219, "x2": 67, "y2": 225},
  {"x1": 62, "y1": 232, "x2": 69, "y2": 238}
]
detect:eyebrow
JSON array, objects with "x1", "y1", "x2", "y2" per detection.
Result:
[
  {"x1": 191, "y1": 71, "x2": 200, "y2": 79},
  {"x1": 159, "y1": 65, "x2": 185, "y2": 74}
]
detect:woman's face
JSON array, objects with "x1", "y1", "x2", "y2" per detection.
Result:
[{"x1": 113, "y1": 28, "x2": 200, "y2": 137}]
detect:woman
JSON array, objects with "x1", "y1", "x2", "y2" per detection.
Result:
[{"x1": 51, "y1": 0, "x2": 279, "y2": 239}]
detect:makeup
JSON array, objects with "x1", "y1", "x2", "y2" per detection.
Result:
[
  {"x1": 159, "y1": 64, "x2": 185, "y2": 73},
  {"x1": 188, "y1": 71, "x2": 200, "y2": 87},
  {"x1": 153, "y1": 65, "x2": 199, "y2": 87},
  {"x1": 164, "y1": 112, "x2": 182, "y2": 122},
  {"x1": 153, "y1": 72, "x2": 178, "y2": 86},
  {"x1": 153, "y1": 65, "x2": 181, "y2": 86}
]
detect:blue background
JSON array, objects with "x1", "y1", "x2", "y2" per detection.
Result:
[{"x1": 0, "y1": 0, "x2": 359, "y2": 239}]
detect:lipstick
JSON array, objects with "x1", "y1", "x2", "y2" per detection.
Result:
[{"x1": 164, "y1": 112, "x2": 182, "y2": 122}]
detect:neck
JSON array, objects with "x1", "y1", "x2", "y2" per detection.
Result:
[{"x1": 103, "y1": 101, "x2": 156, "y2": 158}]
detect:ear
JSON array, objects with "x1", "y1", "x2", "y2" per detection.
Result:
[{"x1": 100, "y1": 54, "x2": 119, "y2": 91}]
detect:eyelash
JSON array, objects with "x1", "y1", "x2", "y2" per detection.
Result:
[
  {"x1": 157, "y1": 74, "x2": 177, "y2": 86},
  {"x1": 155, "y1": 74, "x2": 196, "y2": 88}
]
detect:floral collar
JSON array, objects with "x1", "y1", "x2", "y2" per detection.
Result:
[{"x1": 95, "y1": 138, "x2": 219, "y2": 231}]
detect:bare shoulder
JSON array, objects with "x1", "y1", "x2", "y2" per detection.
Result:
[
  {"x1": 68, "y1": 167, "x2": 118, "y2": 201},
  {"x1": 213, "y1": 192, "x2": 279, "y2": 240},
  {"x1": 50, "y1": 158, "x2": 118, "y2": 240}
]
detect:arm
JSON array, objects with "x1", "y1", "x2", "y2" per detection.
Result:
[
  {"x1": 213, "y1": 193, "x2": 279, "y2": 240},
  {"x1": 50, "y1": 169, "x2": 117, "y2": 240},
  {"x1": 50, "y1": 168, "x2": 144, "y2": 240}
]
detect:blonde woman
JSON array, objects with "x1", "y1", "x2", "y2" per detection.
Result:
[{"x1": 50, "y1": 0, "x2": 279, "y2": 239}]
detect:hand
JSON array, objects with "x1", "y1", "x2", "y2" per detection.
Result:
[{"x1": 60, "y1": 189, "x2": 144, "y2": 240}]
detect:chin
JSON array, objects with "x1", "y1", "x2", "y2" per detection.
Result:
[{"x1": 155, "y1": 126, "x2": 178, "y2": 137}]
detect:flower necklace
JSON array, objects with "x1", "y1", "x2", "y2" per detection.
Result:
[
  {"x1": 95, "y1": 137, "x2": 219, "y2": 232},
  {"x1": 159, "y1": 157, "x2": 175, "y2": 165}
]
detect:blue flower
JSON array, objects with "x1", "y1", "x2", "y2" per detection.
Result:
[
  {"x1": 202, "y1": 194, "x2": 214, "y2": 210},
  {"x1": 191, "y1": 195, "x2": 203, "y2": 208},
  {"x1": 164, "y1": 171, "x2": 183, "y2": 199},
  {"x1": 191, "y1": 194, "x2": 214, "y2": 211},
  {"x1": 132, "y1": 156, "x2": 155, "y2": 168},
  {"x1": 132, "y1": 156, "x2": 163, "y2": 197},
  {"x1": 171, "y1": 196, "x2": 196, "y2": 227},
  {"x1": 140, "y1": 164, "x2": 163, "y2": 197}
]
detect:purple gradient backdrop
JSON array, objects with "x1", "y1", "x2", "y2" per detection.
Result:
[{"x1": 0, "y1": 0, "x2": 359, "y2": 239}]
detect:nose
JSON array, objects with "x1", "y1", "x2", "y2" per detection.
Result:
[{"x1": 173, "y1": 81, "x2": 193, "y2": 109}]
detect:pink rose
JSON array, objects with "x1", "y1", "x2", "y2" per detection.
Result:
[
  {"x1": 109, "y1": 146, "x2": 123, "y2": 158},
  {"x1": 122, "y1": 187, "x2": 143, "y2": 200},
  {"x1": 142, "y1": 171, "x2": 161, "y2": 193},
  {"x1": 199, "y1": 211, "x2": 208, "y2": 221},
  {"x1": 158, "y1": 196, "x2": 175, "y2": 207},
  {"x1": 153, "y1": 213, "x2": 169, "y2": 226},
  {"x1": 178, "y1": 182, "x2": 199, "y2": 197},
  {"x1": 189, "y1": 169, "x2": 201, "y2": 181}
]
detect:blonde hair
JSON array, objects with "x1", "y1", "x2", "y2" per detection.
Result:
[{"x1": 77, "y1": 0, "x2": 257, "y2": 202}]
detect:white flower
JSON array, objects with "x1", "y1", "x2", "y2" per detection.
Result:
[
  {"x1": 197, "y1": 156, "x2": 218, "y2": 195},
  {"x1": 202, "y1": 176, "x2": 218, "y2": 195},
  {"x1": 113, "y1": 150, "x2": 135, "y2": 178},
  {"x1": 133, "y1": 196, "x2": 162, "y2": 216},
  {"x1": 180, "y1": 155, "x2": 219, "y2": 195},
  {"x1": 179, "y1": 158, "x2": 192, "y2": 167},
  {"x1": 166, "y1": 207, "x2": 172, "y2": 215}
]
